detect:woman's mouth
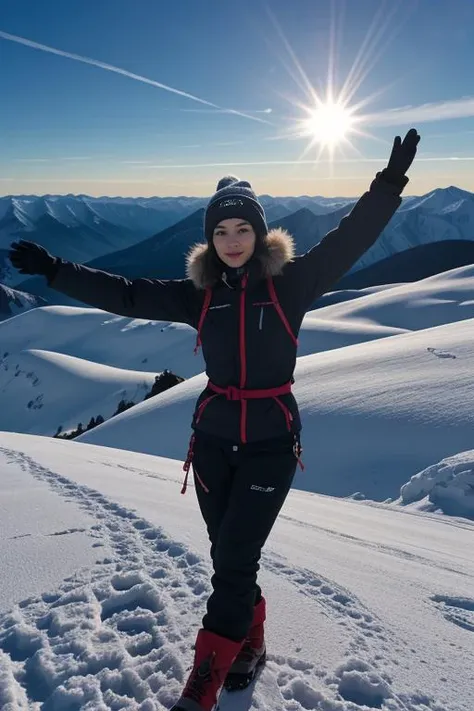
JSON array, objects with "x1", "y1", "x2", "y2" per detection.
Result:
[{"x1": 225, "y1": 252, "x2": 243, "y2": 258}]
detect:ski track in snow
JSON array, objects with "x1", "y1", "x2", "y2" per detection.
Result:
[
  {"x1": 0, "y1": 448, "x2": 452, "y2": 711},
  {"x1": 430, "y1": 595, "x2": 474, "y2": 634},
  {"x1": 277, "y1": 513, "x2": 471, "y2": 579}
]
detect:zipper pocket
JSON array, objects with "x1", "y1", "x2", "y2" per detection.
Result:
[{"x1": 253, "y1": 301, "x2": 272, "y2": 331}]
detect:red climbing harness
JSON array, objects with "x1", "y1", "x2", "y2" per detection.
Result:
[
  {"x1": 193, "y1": 277, "x2": 297, "y2": 355},
  {"x1": 194, "y1": 287, "x2": 213, "y2": 355},
  {"x1": 182, "y1": 276, "x2": 304, "y2": 493},
  {"x1": 266, "y1": 277, "x2": 298, "y2": 346}
]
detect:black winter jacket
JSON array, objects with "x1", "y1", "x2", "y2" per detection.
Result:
[{"x1": 48, "y1": 174, "x2": 403, "y2": 443}]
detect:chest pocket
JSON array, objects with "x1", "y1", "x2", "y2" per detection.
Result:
[{"x1": 194, "y1": 278, "x2": 298, "y2": 355}]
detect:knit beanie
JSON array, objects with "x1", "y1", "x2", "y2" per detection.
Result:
[{"x1": 204, "y1": 176, "x2": 268, "y2": 242}]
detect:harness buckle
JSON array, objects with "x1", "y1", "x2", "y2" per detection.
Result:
[{"x1": 226, "y1": 386, "x2": 242, "y2": 401}]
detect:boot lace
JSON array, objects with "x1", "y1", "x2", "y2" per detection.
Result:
[{"x1": 187, "y1": 654, "x2": 216, "y2": 703}]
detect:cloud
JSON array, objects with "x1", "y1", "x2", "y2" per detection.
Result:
[
  {"x1": 0, "y1": 177, "x2": 166, "y2": 184},
  {"x1": 0, "y1": 30, "x2": 271, "y2": 125},
  {"x1": 361, "y1": 97, "x2": 474, "y2": 127},
  {"x1": 14, "y1": 156, "x2": 93, "y2": 162},
  {"x1": 212, "y1": 141, "x2": 247, "y2": 147},
  {"x1": 133, "y1": 156, "x2": 474, "y2": 170}
]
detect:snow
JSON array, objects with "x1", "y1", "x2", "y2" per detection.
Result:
[
  {"x1": 0, "y1": 433, "x2": 472, "y2": 710},
  {"x1": 400, "y1": 187, "x2": 474, "y2": 214},
  {"x1": 72, "y1": 315, "x2": 474, "y2": 508},
  {"x1": 0, "y1": 454, "x2": 104, "y2": 613},
  {"x1": 399, "y1": 450, "x2": 474, "y2": 519},
  {"x1": 0, "y1": 283, "x2": 46, "y2": 322},
  {"x1": 3, "y1": 265, "x2": 474, "y2": 442},
  {"x1": 2, "y1": 253, "x2": 474, "y2": 707},
  {"x1": 0, "y1": 348, "x2": 157, "y2": 436},
  {"x1": 3, "y1": 265, "x2": 474, "y2": 508},
  {"x1": 0, "y1": 306, "x2": 204, "y2": 376},
  {"x1": 312, "y1": 265, "x2": 474, "y2": 332}
]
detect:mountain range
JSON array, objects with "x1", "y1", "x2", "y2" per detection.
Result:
[
  {"x1": 1, "y1": 185, "x2": 473, "y2": 313},
  {"x1": 0, "y1": 193, "x2": 354, "y2": 286},
  {"x1": 0, "y1": 283, "x2": 47, "y2": 320}
]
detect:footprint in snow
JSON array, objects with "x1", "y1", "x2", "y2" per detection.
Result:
[
  {"x1": 262, "y1": 551, "x2": 389, "y2": 659},
  {"x1": 0, "y1": 447, "x2": 450, "y2": 711},
  {"x1": 0, "y1": 448, "x2": 213, "y2": 708}
]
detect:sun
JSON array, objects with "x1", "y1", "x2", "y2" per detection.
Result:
[{"x1": 301, "y1": 101, "x2": 356, "y2": 147}]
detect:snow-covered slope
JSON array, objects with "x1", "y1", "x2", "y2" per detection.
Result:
[
  {"x1": 0, "y1": 305, "x2": 204, "y2": 375},
  {"x1": 4, "y1": 266, "x2": 474, "y2": 485},
  {"x1": 0, "y1": 348, "x2": 157, "y2": 436},
  {"x1": 5, "y1": 263, "x2": 474, "y2": 375},
  {"x1": 77, "y1": 316, "x2": 474, "y2": 508},
  {"x1": 313, "y1": 264, "x2": 474, "y2": 332},
  {"x1": 0, "y1": 305, "x2": 204, "y2": 438},
  {"x1": 0, "y1": 282, "x2": 47, "y2": 321},
  {"x1": 0, "y1": 432, "x2": 472, "y2": 711}
]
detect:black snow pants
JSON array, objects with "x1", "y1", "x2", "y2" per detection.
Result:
[{"x1": 191, "y1": 429, "x2": 298, "y2": 642}]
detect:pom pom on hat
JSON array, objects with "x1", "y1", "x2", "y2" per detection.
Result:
[{"x1": 215, "y1": 175, "x2": 240, "y2": 191}]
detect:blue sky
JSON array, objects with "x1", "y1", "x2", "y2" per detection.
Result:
[{"x1": 2, "y1": 0, "x2": 474, "y2": 197}]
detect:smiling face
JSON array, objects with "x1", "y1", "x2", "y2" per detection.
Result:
[{"x1": 212, "y1": 218, "x2": 257, "y2": 268}]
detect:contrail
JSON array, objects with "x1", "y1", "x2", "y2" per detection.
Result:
[
  {"x1": 361, "y1": 97, "x2": 474, "y2": 127},
  {"x1": 178, "y1": 108, "x2": 273, "y2": 114},
  {"x1": 0, "y1": 30, "x2": 271, "y2": 125}
]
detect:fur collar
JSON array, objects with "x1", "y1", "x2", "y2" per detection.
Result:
[{"x1": 186, "y1": 227, "x2": 295, "y2": 290}]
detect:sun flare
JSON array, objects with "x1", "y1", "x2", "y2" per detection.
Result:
[{"x1": 302, "y1": 101, "x2": 356, "y2": 147}]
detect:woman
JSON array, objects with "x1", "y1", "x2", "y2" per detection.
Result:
[{"x1": 9, "y1": 128, "x2": 420, "y2": 711}]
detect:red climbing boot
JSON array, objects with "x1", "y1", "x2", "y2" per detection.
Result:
[
  {"x1": 224, "y1": 596, "x2": 266, "y2": 691},
  {"x1": 171, "y1": 628, "x2": 242, "y2": 711}
]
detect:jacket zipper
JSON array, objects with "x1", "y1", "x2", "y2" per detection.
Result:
[{"x1": 239, "y1": 273, "x2": 249, "y2": 443}]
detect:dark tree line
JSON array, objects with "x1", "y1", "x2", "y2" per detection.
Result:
[{"x1": 54, "y1": 369, "x2": 184, "y2": 440}]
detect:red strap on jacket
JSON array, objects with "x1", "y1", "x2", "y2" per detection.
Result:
[
  {"x1": 207, "y1": 380, "x2": 292, "y2": 400},
  {"x1": 194, "y1": 287, "x2": 212, "y2": 355},
  {"x1": 266, "y1": 277, "x2": 298, "y2": 346},
  {"x1": 181, "y1": 380, "x2": 303, "y2": 494}
]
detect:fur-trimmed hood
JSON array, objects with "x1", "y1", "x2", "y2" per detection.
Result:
[{"x1": 185, "y1": 228, "x2": 295, "y2": 289}]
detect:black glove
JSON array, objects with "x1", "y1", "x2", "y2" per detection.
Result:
[
  {"x1": 9, "y1": 239, "x2": 59, "y2": 279},
  {"x1": 382, "y1": 128, "x2": 420, "y2": 188}
]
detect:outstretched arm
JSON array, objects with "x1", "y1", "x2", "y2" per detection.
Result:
[
  {"x1": 9, "y1": 241, "x2": 199, "y2": 327},
  {"x1": 294, "y1": 128, "x2": 420, "y2": 307}
]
